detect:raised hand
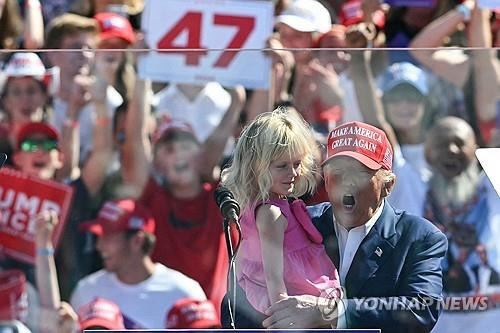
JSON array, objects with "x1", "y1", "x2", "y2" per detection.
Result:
[{"x1": 34, "y1": 210, "x2": 58, "y2": 248}]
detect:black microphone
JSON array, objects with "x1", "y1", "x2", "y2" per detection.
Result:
[
  {"x1": 0, "y1": 154, "x2": 6, "y2": 168},
  {"x1": 214, "y1": 186, "x2": 240, "y2": 223}
]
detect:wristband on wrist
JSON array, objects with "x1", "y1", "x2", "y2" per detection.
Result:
[
  {"x1": 456, "y1": 4, "x2": 471, "y2": 22},
  {"x1": 36, "y1": 247, "x2": 55, "y2": 256},
  {"x1": 95, "y1": 116, "x2": 111, "y2": 127}
]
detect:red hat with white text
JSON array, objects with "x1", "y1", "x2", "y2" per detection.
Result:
[
  {"x1": 78, "y1": 298, "x2": 125, "y2": 330},
  {"x1": 166, "y1": 298, "x2": 220, "y2": 329},
  {"x1": 80, "y1": 199, "x2": 155, "y2": 235},
  {"x1": 95, "y1": 12, "x2": 136, "y2": 45},
  {"x1": 323, "y1": 121, "x2": 393, "y2": 170},
  {"x1": 0, "y1": 270, "x2": 27, "y2": 321}
]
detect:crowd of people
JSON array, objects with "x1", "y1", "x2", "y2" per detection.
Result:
[{"x1": 0, "y1": 0, "x2": 498, "y2": 332}]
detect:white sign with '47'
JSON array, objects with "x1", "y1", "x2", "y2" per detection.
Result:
[{"x1": 139, "y1": 0, "x2": 274, "y2": 89}]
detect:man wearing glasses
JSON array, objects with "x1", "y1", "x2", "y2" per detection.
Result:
[{"x1": 5, "y1": 121, "x2": 113, "y2": 300}]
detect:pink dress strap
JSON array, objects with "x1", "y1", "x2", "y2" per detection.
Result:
[{"x1": 289, "y1": 199, "x2": 323, "y2": 244}]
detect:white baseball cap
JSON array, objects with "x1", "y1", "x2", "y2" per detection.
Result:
[
  {"x1": 276, "y1": 0, "x2": 332, "y2": 34},
  {"x1": 1, "y1": 52, "x2": 60, "y2": 95}
]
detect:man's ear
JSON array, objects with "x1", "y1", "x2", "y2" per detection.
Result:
[
  {"x1": 130, "y1": 231, "x2": 145, "y2": 253},
  {"x1": 381, "y1": 175, "x2": 396, "y2": 198},
  {"x1": 12, "y1": 151, "x2": 23, "y2": 169}
]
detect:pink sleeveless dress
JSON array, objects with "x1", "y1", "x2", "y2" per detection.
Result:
[{"x1": 237, "y1": 198, "x2": 341, "y2": 313}]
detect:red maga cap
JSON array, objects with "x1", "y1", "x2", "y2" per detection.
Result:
[
  {"x1": 16, "y1": 122, "x2": 59, "y2": 148},
  {"x1": 78, "y1": 297, "x2": 125, "y2": 330},
  {"x1": 166, "y1": 298, "x2": 220, "y2": 329},
  {"x1": 0, "y1": 270, "x2": 27, "y2": 321},
  {"x1": 323, "y1": 121, "x2": 393, "y2": 170},
  {"x1": 95, "y1": 12, "x2": 136, "y2": 45},
  {"x1": 80, "y1": 199, "x2": 155, "y2": 236}
]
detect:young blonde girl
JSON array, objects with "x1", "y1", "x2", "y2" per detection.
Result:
[{"x1": 222, "y1": 109, "x2": 341, "y2": 313}]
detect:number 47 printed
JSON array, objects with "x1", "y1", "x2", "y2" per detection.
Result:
[{"x1": 139, "y1": 0, "x2": 274, "y2": 89}]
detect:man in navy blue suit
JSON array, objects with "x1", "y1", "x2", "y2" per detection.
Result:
[{"x1": 222, "y1": 121, "x2": 448, "y2": 333}]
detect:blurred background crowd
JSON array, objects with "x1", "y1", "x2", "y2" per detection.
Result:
[{"x1": 0, "y1": 0, "x2": 498, "y2": 331}]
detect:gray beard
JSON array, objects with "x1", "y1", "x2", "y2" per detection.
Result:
[{"x1": 429, "y1": 163, "x2": 481, "y2": 209}]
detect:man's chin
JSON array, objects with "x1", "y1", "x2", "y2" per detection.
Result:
[{"x1": 333, "y1": 207, "x2": 362, "y2": 228}]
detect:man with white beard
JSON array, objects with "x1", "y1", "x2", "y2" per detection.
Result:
[{"x1": 424, "y1": 116, "x2": 500, "y2": 279}]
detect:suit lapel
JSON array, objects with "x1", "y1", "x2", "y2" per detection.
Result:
[
  {"x1": 311, "y1": 205, "x2": 340, "y2": 268},
  {"x1": 344, "y1": 202, "x2": 399, "y2": 297}
]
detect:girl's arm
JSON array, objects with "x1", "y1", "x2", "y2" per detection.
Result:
[{"x1": 256, "y1": 204, "x2": 288, "y2": 305}]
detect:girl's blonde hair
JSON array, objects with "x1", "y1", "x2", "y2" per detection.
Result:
[{"x1": 222, "y1": 108, "x2": 319, "y2": 210}]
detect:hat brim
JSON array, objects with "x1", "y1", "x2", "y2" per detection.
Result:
[
  {"x1": 99, "y1": 31, "x2": 135, "y2": 45},
  {"x1": 383, "y1": 80, "x2": 428, "y2": 96},
  {"x1": 79, "y1": 220, "x2": 105, "y2": 236},
  {"x1": 322, "y1": 151, "x2": 382, "y2": 170},
  {"x1": 17, "y1": 123, "x2": 59, "y2": 147},
  {"x1": 80, "y1": 318, "x2": 124, "y2": 330},
  {"x1": 276, "y1": 15, "x2": 317, "y2": 32},
  {"x1": 172, "y1": 320, "x2": 221, "y2": 329}
]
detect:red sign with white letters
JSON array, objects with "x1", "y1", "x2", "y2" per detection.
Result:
[{"x1": 0, "y1": 168, "x2": 73, "y2": 264}]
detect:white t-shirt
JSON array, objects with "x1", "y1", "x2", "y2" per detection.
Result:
[
  {"x1": 388, "y1": 144, "x2": 428, "y2": 216},
  {"x1": 70, "y1": 263, "x2": 206, "y2": 329},
  {"x1": 153, "y1": 82, "x2": 231, "y2": 142},
  {"x1": 51, "y1": 86, "x2": 123, "y2": 164}
]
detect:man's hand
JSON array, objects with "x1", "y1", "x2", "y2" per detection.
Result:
[
  {"x1": 34, "y1": 210, "x2": 58, "y2": 248},
  {"x1": 68, "y1": 74, "x2": 93, "y2": 114},
  {"x1": 345, "y1": 22, "x2": 377, "y2": 49},
  {"x1": 262, "y1": 294, "x2": 334, "y2": 329},
  {"x1": 37, "y1": 302, "x2": 77, "y2": 333}
]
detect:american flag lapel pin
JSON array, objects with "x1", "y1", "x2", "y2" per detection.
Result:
[{"x1": 375, "y1": 247, "x2": 383, "y2": 257}]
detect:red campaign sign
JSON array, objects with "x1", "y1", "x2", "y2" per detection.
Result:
[{"x1": 0, "y1": 168, "x2": 74, "y2": 264}]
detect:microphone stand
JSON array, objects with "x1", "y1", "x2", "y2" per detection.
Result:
[{"x1": 224, "y1": 216, "x2": 241, "y2": 329}]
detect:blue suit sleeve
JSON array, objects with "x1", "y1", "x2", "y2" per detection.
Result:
[{"x1": 344, "y1": 231, "x2": 448, "y2": 333}]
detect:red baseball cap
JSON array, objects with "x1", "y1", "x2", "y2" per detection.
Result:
[
  {"x1": 95, "y1": 12, "x2": 136, "y2": 45},
  {"x1": 16, "y1": 122, "x2": 59, "y2": 148},
  {"x1": 0, "y1": 270, "x2": 27, "y2": 321},
  {"x1": 339, "y1": 0, "x2": 385, "y2": 28},
  {"x1": 77, "y1": 298, "x2": 125, "y2": 330},
  {"x1": 166, "y1": 298, "x2": 220, "y2": 329},
  {"x1": 80, "y1": 199, "x2": 155, "y2": 236},
  {"x1": 323, "y1": 121, "x2": 393, "y2": 170},
  {"x1": 153, "y1": 119, "x2": 198, "y2": 144}
]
